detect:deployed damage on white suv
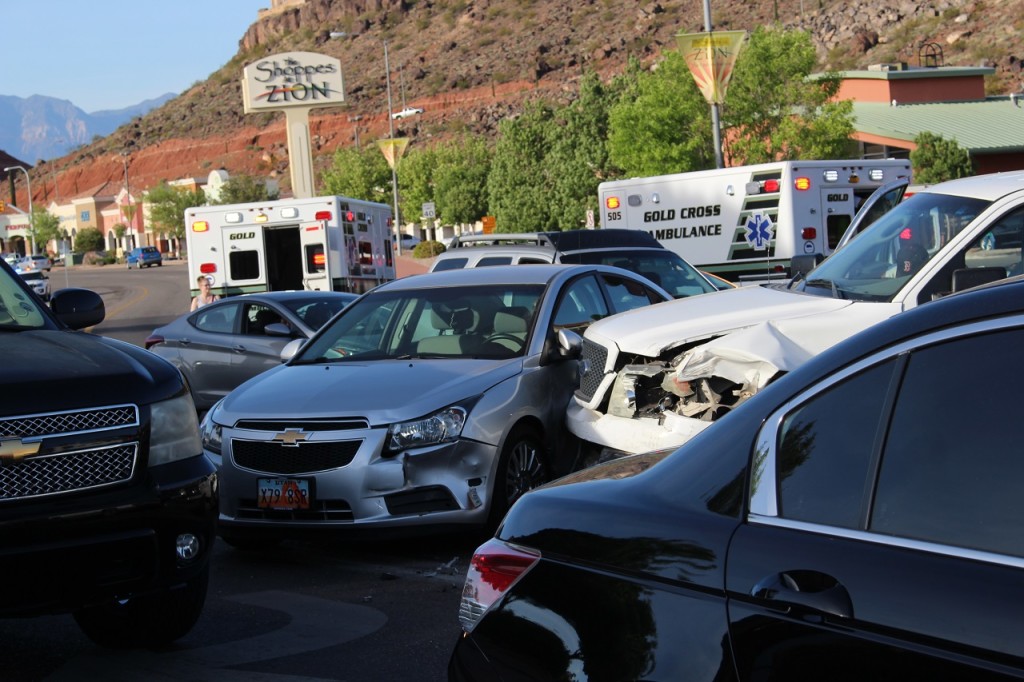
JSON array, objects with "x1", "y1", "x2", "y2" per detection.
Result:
[{"x1": 569, "y1": 171, "x2": 1024, "y2": 458}]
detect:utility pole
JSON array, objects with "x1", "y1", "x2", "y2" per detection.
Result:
[
  {"x1": 703, "y1": 0, "x2": 725, "y2": 169},
  {"x1": 384, "y1": 41, "x2": 403, "y2": 256}
]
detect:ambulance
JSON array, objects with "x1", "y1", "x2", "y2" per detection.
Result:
[
  {"x1": 185, "y1": 195, "x2": 394, "y2": 300},
  {"x1": 598, "y1": 159, "x2": 913, "y2": 283}
]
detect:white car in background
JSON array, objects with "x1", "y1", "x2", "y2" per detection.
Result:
[
  {"x1": 17, "y1": 268, "x2": 50, "y2": 301},
  {"x1": 391, "y1": 106, "x2": 424, "y2": 120}
]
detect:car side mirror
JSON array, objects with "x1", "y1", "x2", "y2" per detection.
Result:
[
  {"x1": 280, "y1": 338, "x2": 304, "y2": 362},
  {"x1": 791, "y1": 253, "x2": 824, "y2": 279},
  {"x1": 50, "y1": 288, "x2": 105, "y2": 330},
  {"x1": 264, "y1": 322, "x2": 292, "y2": 337},
  {"x1": 557, "y1": 328, "x2": 583, "y2": 359}
]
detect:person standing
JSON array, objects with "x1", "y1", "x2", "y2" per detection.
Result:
[{"x1": 191, "y1": 276, "x2": 220, "y2": 311}]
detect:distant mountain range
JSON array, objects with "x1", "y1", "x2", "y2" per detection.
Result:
[{"x1": 0, "y1": 93, "x2": 177, "y2": 165}]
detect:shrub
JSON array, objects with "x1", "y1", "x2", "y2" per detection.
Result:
[{"x1": 413, "y1": 241, "x2": 446, "y2": 258}]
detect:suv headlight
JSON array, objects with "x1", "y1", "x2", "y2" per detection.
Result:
[
  {"x1": 386, "y1": 404, "x2": 470, "y2": 455},
  {"x1": 149, "y1": 393, "x2": 203, "y2": 466}
]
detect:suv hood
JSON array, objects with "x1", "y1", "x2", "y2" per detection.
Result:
[
  {"x1": 0, "y1": 331, "x2": 183, "y2": 414},
  {"x1": 218, "y1": 357, "x2": 524, "y2": 424},
  {"x1": 585, "y1": 285, "x2": 857, "y2": 356}
]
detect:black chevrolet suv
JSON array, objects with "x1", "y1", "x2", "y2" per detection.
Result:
[{"x1": 0, "y1": 259, "x2": 217, "y2": 647}]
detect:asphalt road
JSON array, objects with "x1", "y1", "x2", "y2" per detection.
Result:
[{"x1": 3, "y1": 261, "x2": 474, "y2": 682}]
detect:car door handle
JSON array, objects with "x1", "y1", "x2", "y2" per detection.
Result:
[
  {"x1": 232, "y1": 345, "x2": 247, "y2": 354},
  {"x1": 751, "y1": 570, "x2": 853, "y2": 619},
  {"x1": 180, "y1": 338, "x2": 191, "y2": 347}
]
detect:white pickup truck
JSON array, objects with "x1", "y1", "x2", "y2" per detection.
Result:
[{"x1": 569, "y1": 170, "x2": 1024, "y2": 458}]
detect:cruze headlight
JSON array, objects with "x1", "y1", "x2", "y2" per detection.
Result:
[
  {"x1": 149, "y1": 393, "x2": 203, "y2": 467},
  {"x1": 199, "y1": 402, "x2": 224, "y2": 457},
  {"x1": 386, "y1": 405, "x2": 469, "y2": 455}
]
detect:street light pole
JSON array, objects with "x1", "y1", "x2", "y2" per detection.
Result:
[
  {"x1": 120, "y1": 151, "x2": 134, "y2": 250},
  {"x1": 384, "y1": 41, "x2": 403, "y2": 256},
  {"x1": 4, "y1": 165, "x2": 34, "y2": 255}
]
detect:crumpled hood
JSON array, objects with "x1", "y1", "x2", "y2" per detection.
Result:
[
  {"x1": 585, "y1": 285, "x2": 869, "y2": 357},
  {"x1": 217, "y1": 357, "x2": 524, "y2": 425},
  {"x1": 0, "y1": 330, "x2": 184, "y2": 415}
]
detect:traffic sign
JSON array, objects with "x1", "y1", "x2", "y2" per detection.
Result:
[{"x1": 422, "y1": 202, "x2": 435, "y2": 219}]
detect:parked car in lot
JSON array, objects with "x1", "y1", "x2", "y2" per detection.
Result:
[
  {"x1": 17, "y1": 268, "x2": 50, "y2": 300},
  {"x1": 569, "y1": 170, "x2": 1024, "y2": 458},
  {"x1": 0, "y1": 258, "x2": 216, "y2": 648},
  {"x1": 15, "y1": 254, "x2": 51, "y2": 272},
  {"x1": 201, "y1": 264, "x2": 672, "y2": 545},
  {"x1": 126, "y1": 245, "x2": 163, "y2": 269},
  {"x1": 451, "y1": 275, "x2": 1024, "y2": 681},
  {"x1": 1, "y1": 252, "x2": 20, "y2": 266},
  {"x1": 146, "y1": 291, "x2": 358, "y2": 411},
  {"x1": 398, "y1": 233, "x2": 422, "y2": 250},
  {"x1": 432, "y1": 229, "x2": 720, "y2": 300}
]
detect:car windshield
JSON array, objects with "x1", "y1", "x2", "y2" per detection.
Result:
[
  {"x1": 294, "y1": 284, "x2": 544, "y2": 362},
  {"x1": 796, "y1": 191, "x2": 990, "y2": 302},
  {"x1": 19, "y1": 271, "x2": 45, "y2": 282},
  {"x1": 559, "y1": 250, "x2": 717, "y2": 298},
  {"x1": 0, "y1": 267, "x2": 47, "y2": 329}
]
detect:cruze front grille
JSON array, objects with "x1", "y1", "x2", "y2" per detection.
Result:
[
  {"x1": 232, "y1": 439, "x2": 362, "y2": 474},
  {"x1": 0, "y1": 444, "x2": 137, "y2": 500}
]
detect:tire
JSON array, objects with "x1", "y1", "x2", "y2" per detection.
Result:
[
  {"x1": 488, "y1": 425, "x2": 547, "y2": 530},
  {"x1": 73, "y1": 567, "x2": 209, "y2": 648}
]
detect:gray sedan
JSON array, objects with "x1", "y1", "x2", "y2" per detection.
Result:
[
  {"x1": 200, "y1": 264, "x2": 672, "y2": 544},
  {"x1": 145, "y1": 291, "x2": 357, "y2": 410}
]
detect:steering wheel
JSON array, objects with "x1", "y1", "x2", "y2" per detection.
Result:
[{"x1": 485, "y1": 333, "x2": 525, "y2": 350}]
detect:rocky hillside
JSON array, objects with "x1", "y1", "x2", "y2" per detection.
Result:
[{"x1": 36, "y1": 0, "x2": 1024, "y2": 205}]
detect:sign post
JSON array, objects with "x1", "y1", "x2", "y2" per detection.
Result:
[
  {"x1": 676, "y1": 22, "x2": 746, "y2": 169},
  {"x1": 242, "y1": 52, "x2": 346, "y2": 198}
]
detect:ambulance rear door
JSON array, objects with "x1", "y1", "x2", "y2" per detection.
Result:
[{"x1": 299, "y1": 220, "x2": 333, "y2": 291}]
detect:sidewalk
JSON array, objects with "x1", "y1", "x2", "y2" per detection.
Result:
[{"x1": 395, "y1": 255, "x2": 433, "y2": 278}]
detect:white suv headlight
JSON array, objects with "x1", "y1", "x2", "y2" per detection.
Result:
[
  {"x1": 149, "y1": 393, "x2": 202, "y2": 466},
  {"x1": 386, "y1": 405, "x2": 468, "y2": 455}
]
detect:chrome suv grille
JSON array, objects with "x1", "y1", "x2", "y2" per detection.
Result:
[
  {"x1": 0, "y1": 405, "x2": 138, "y2": 438},
  {"x1": 576, "y1": 339, "x2": 609, "y2": 403},
  {"x1": 232, "y1": 439, "x2": 362, "y2": 475},
  {"x1": 0, "y1": 444, "x2": 137, "y2": 500}
]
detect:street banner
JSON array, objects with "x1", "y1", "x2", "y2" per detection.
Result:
[
  {"x1": 377, "y1": 138, "x2": 410, "y2": 169},
  {"x1": 676, "y1": 30, "x2": 747, "y2": 104}
]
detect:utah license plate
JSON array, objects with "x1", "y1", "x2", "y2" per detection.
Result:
[{"x1": 257, "y1": 478, "x2": 311, "y2": 510}]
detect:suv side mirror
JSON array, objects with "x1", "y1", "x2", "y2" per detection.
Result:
[{"x1": 50, "y1": 288, "x2": 105, "y2": 329}]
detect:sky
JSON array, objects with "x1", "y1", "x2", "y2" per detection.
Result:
[{"x1": 4, "y1": 0, "x2": 268, "y2": 112}]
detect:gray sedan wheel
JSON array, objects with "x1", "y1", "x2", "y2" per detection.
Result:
[{"x1": 489, "y1": 425, "x2": 547, "y2": 528}]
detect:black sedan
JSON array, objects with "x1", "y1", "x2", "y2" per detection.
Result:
[
  {"x1": 450, "y1": 276, "x2": 1024, "y2": 681},
  {"x1": 145, "y1": 291, "x2": 357, "y2": 410}
]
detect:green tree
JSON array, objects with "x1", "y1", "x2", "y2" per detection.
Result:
[
  {"x1": 147, "y1": 182, "x2": 206, "y2": 246},
  {"x1": 398, "y1": 145, "x2": 439, "y2": 224},
  {"x1": 215, "y1": 174, "x2": 279, "y2": 204},
  {"x1": 321, "y1": 146, "x2": 392, "y2": 205},
  {"x1": 547, "y1": 70, "x2": 622, "y2": 229},
  {"x1": 910, "y1": 132, "x2": 973, "y2": 183},
  {"x1": 724, "y1": 25, "x2": 856, "y2": 163},
  {"x1": 30, "y1": 207, "x2": 61, "y2": 254},
  {"x1": 486, "y1": 101, "x2": 559, "y2": 232},
  {"x1": 433, "y1": 136, "x2": 491, "y2": 225},
  {"x1": 75, "y1": 227, "x2": 104, "y2": 253},
  {"x1": 607, "y1": 52, "x2": 715, "y2": 176}
]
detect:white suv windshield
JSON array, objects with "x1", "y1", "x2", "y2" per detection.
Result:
[{"x1": 798, "y1": 192, "x2": 990, "y2": 302}]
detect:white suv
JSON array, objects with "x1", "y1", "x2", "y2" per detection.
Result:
[{"x1": 570, "y1": 171, "x2": 1024, "y2": 458}]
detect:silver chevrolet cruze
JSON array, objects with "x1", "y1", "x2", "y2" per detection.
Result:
[{"x1": 201, "y1": 264, "x2": 671, "y2": 543}]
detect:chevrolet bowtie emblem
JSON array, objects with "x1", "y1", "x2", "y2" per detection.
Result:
[
  {"x1": 0, "y1": 438, "x2": 41, "y2": 463},
  {"x1": 271, "y1": 428, "x2": 309, "y2": 446}
]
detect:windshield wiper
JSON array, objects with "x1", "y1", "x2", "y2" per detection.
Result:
[{"x1": 805, "y1": 278, "x2": 846, "y2": 300}]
